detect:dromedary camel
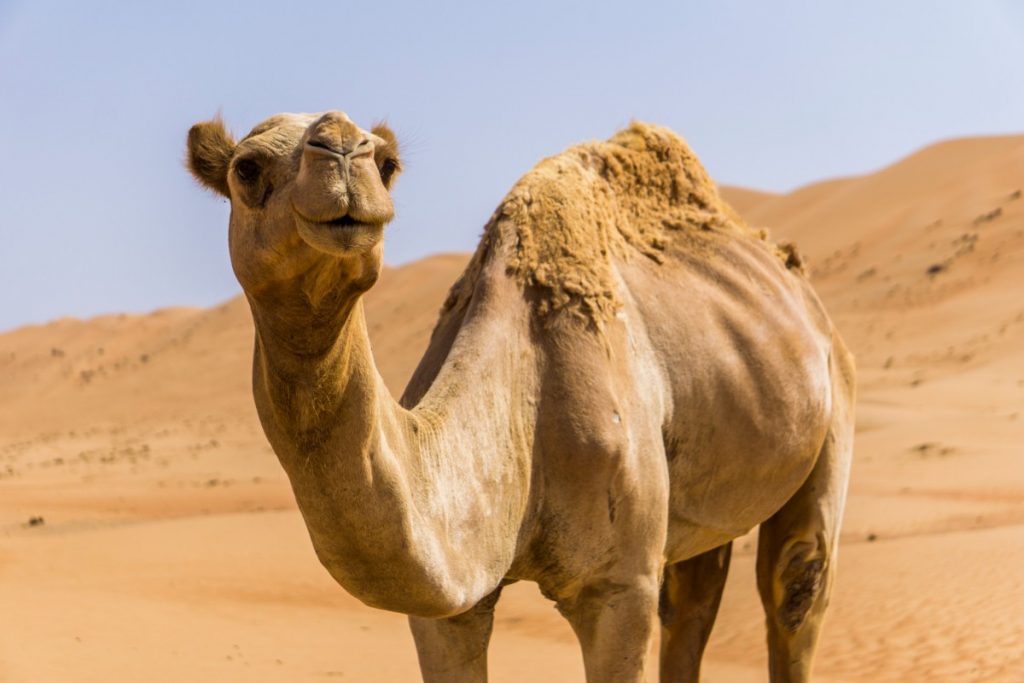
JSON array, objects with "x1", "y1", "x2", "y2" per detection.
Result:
[{"x1": 187, "y1": 110, "x2": 854, "y2": 683}]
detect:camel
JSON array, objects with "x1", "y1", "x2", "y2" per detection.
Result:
[{"x1": 187, "y1": 110, "x2": 855, "y2": 683}]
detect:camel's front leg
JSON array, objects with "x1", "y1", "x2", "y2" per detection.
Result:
[
  {"x1": 558, "y1": 577, "x2": 661, "y2": 683},
  {"x1": 409, "y1": 586, "x2": 503, "y2": 683}
]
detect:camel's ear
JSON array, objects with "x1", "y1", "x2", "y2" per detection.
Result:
[
  {"x1": 371, "y1": 123, "x2": 402, "y2": 189},
  {"x1": 187, "y1": 117, "x2": 236, "y2": 197}
]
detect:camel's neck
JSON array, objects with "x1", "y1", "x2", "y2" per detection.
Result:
[{"x1": 247, "y1": 270, "x2": 534, "y2": 617}]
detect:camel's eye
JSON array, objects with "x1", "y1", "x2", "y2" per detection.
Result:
[
  {"x1": 232, "y1": 156, "x2": 272, "y2": 207},
  {"x1": 235, "y1": 158, "x2": 261, "y2": 182},
  {"x1": 378, "y1": 156, "x2": 399, "y2": 188}
]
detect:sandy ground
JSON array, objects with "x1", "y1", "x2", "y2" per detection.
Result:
[{"x1": 2, "y1": 135, "x2": 1023, "y2": 681}]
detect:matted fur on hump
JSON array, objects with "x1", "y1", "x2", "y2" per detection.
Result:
[{"x1": 440, "y1": 122, "x2": 802, "y2": 327}]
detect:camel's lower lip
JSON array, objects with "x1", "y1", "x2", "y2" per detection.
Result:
[{"x1": 293, "y1": 211, "x2": 383, "y2": 254}]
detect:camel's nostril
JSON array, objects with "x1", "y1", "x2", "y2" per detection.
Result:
[{"x1": 307, "y1": 139, "x2": 340, "y2": 154}]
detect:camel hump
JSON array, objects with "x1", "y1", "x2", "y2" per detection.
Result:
[{"x1": 442, "y1": 122, "x2": 805, "y2": 328}]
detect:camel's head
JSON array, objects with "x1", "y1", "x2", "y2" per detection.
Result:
[{"x1": 187, "y1": 111, "x2": 401, "y2": 296}]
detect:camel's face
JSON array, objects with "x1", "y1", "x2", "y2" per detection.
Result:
[{"x1": 187, "y1": 112, "x2": 401, "y2": 294}]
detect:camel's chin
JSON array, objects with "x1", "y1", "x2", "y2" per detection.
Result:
[{"x1": 294, "y1": 213, "x2": 384, "y2": 255}]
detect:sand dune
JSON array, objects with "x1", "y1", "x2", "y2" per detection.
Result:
[
  {"x1": 717, "y1": 185, "x2": 779, "y2": 216},
  {"x1": 2, "y1": 135, "x2": 1022, "y2": 681}
]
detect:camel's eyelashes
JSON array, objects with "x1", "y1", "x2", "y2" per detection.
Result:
[{"x1": 235, "y1": 158, "x2": 261, "y2": 182}]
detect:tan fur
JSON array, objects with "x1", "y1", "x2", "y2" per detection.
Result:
[{"x1": 189, "y1": 111, "x2": 853, "y2": 683}]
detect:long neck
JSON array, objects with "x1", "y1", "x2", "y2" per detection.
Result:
[{"x1": 248, "y1": 270, "x2": 533, "y2": 618}]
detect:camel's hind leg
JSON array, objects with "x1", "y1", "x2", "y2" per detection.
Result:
[
  {"x1": 658, "y1": 542, "x2": 732, "y2": 682},
  {"x1": 756, "y1": 345, "x2": 854, "y2": 683},
  {"x1": 409, "y1": 585, "x2": 503, "y2": 683}
]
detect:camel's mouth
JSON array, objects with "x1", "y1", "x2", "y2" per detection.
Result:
[
  {"x1": 325, "y1": 214, "x2": 361, "y2": 229},
  {"x1": 293, "y1": 209, "x2": 383, "y2": 254}
]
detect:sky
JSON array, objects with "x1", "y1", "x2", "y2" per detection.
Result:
[{"x1": 1, "y1": 1, "x2": 1023, "y2": 331}]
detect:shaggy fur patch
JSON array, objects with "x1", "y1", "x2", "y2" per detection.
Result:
[{"x1": 441, "y1": 122, "x2": 803, "y2": 326}]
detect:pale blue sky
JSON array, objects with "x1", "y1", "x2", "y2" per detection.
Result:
[{"x1": 1, "y1": 1, "x2": 1022, "y2": 331}]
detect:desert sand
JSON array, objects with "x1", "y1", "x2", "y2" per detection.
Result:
[{"x1": 2, "y1": 135, "x2": 1022, "y2": 681}]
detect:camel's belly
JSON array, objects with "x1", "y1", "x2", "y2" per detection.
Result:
[
  {"x1": 659, "y1": 344, "x2": 832, "y2": 563},
  {"x1": 662, "y1": 433, "x2": 827, "y2": 562}
]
